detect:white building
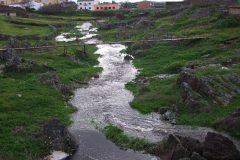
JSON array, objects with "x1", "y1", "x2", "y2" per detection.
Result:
[{"x1": 77, "y1": 0, "x2": 98, "y2": 11}]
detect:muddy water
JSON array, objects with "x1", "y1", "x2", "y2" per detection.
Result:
[{"x1": 56, "y1": 22, "x2": 240, "y2": 159}]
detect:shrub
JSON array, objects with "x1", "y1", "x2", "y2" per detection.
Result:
[{"x1": 211, "y1": 17, "x2": 240, "y2": 29}]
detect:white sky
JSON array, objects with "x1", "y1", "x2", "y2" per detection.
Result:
[{"x1": 71, "y1": 0, "x2": 183, "y2": 4}]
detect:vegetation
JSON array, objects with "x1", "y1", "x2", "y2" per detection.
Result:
[
  {"x1": 0, "y1": 13, "x2": 102, "y2": 159},
  {"x1": 96, "y1": 6, "x2": 240, "y2": 139},
  {"x1": 100, "y1": 125, "x2": 157, "y2": 152}
]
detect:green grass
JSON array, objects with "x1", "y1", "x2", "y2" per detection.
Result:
[
  {"x1": 100, "y1": 125, "x2": 157, "y2": 152},
  {"x1": 0, "y1": 15, "x2": 51, "y2": 36}
]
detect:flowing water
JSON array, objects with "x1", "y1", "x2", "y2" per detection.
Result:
[{"x1": 54, "y1": 22, "x2": 240, "y2": 160}]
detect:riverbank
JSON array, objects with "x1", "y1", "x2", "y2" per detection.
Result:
[{"x1": 0, "y1": 15, "x2": 102, "y2": 159}]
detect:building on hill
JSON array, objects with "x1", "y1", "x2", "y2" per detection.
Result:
[
  {"x1": 94, "y1": 3, "x2": 118, "y2": 10},
  {"x1": 77, "y1": 0, "x2": 98, "y2": 10},
  {"x1": 0, "y1": 4, "x2": 26, "y2": 16},
  {"x1": 229, "y1": 5, "x2": 240, "y2": 17},
  {"x1": 137, "y1": 1, "x2": 154, "y2": 9}
]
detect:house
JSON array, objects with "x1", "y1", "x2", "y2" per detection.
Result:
[
  {"x1": 229, "y1": 5, "x2": 240, "y2": 17},
  {"x1": 137, "y1": 1, "x2": 154, "y2": 9},
  {"x1": 0, "y1": 4, "x2": 26, "y2": 16},
  {"x1": 77, "y1": 0, "x2": 98, "y2": 11},
  {"x1": 94, "y1": 3, "x2": 118, "y2": 11},
  {"x1": 9, "y1": 1, "x2": 43, "y2": 10}
]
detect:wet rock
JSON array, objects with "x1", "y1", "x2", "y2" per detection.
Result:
[
  {"x1": 158, "y1": 107, "x2": 169, "y2": 115},
  {"x1": 58, "y1": 84, "x2": 73, "y2": 96},
  {"x1": 190, "y1": 152, "x2": 206, "y2": 160},
  {"x1": 124, "y1": 55, "x2": 133, "y2": 61},
  {"x1": 65, "y1": 54, "x2": 81, "y2": 63},
  {"x1": 215, "y1": 108, "x2": 240, "y2": 134},
  {"x1": 177, "y1": 71, "x2": 199, "y2": 90},
  {"x1": 43, "y1": 118, "x2": 79, "y2": 154},
  {"x1": 4, "y1": 49, "x2": 21, "y2": 69},
  {"x1": 165, "y1": 134, "x2": 202, "y2": 160},
  {"x1": 76, "y1": 49, "x2": 89, "y2": 58},
  {"x1": 161, "y1": 110, "x2": 176, "y2": 121},
  {"x1": 42, "y1": 62, "x2": 57, "y2": 71},
  {"x1": 203, "y1": 132, "x2": 240, "y2": 160},
  {"x1": 181, "y1": 82, "x2": 211, "y2": 113},
  {"x1": 21, "y1": 40, "x2": 32, "y2": 48}
]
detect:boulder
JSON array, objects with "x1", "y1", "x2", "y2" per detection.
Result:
[
  {"x1": 21, "y1": 58, "x2": 39, "y2": 67},
  {"x1": 177, "y1": 71, "x2": 199, "y2": 90},
  {"x1": 164, "y1": 134, "x2": 202, "y2": 160},
  {"x1": 181, "y1": 82, "x2": 211, "y2": 113},
  {"x1": 27, "y1": 64, "x2": 35, "y2": 72},
  {"x1": 191, "y1": 152, "x2": 206, "y2": 160},
  {"x1": 4, "y1": 37, "x2": 22, "y2": 48},
  {"x1": 215, "y1": 108, "x2": 240, "y2": 134},
  {"x1": 76, "y1": 49, "x2": 89, "y2": 58},
  {"x1": 21, "y1": 40, "x2": 32, "y2": 48},
  {"x1": 203, "y1": 132, "x2": 240, "y2": 160},
  {"x1": 197, "y1": 74, "x2": 240, "y2": 106},
  {"x1": 43, "y1": 118, "x2": 79, "y2": 154},
  {"x1": 65, "y1": 54, "x2": 81, "y2": 63},
  {"x1": 4, "y1": 49, "x2": 21, "y2": 69},
  {"x1": 34, "y1": 71, "x2": 72, "y2": 96},
  {"x1": 42, "y1": 62, "x2": 57, "y2": 71},
  {"x1": 0, "y1": 64, "x2": 6, "y2": 70}
]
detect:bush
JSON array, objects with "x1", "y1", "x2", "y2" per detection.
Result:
[{"x1": 212, "y1": 17, "x2": 240, "y2": 29}]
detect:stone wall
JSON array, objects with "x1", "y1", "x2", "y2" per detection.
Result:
[
  {"x1": 0, "y1": 33, "x2": 40, "y2": 41},
  {"x1": 166, "y1": 0, "x2": 238, "y2": 10},
  {"x1": 166, "y1": 1, "x2": 190, "y2": 10},
  {"x1": 189, "y1": 0, "x2": 238, "y2": 7}
]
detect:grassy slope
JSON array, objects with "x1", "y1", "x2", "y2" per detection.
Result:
[
  {"x1": 0, "y1": 14, "x2": 102, "y2": 159},
  {"x1": 97, "y1": 7, "x2": 240, "y2": 138}
]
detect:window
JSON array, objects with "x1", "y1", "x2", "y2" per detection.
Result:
[
  {"x1": 109, "y1": 7, "x2": 111, "y2": 9},
  {"x1": 101, "y1": 7, "x2": 103, "y2": 9},
  {"x1": 97, "y1": 7, "x2": 99, "y2": 9},
  {"x1": 89, "y1": 7, "x2": 91, "y2": 9},
  {"x1": 113, "y1": 6, "x2": 115, "y2": 9},
  {"x1": 80, "y1": 3, "x2": 82, "y2": 5},
  {"x1": 80, "y1": 7, "x2": 82, "y2": 9},
  {"x1": 89, "y1": 2, "x2": 90, "y2": 4}
]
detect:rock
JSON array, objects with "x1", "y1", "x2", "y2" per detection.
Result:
[
  {"x1": 197, "y1": 74, "x2": 240, "y2": 106},
  {"x1": 158, "y1": 107, "x2": 169, "y2": 115},
  {"x1": 165, "y1": 134, "x2": 201, "y2": 160},
  {"x1": 21, "y1": 40, "x2": 32, "y2": 48},
  {"x1": 58, "y1": 84, "x2": 73, "y2": 96},
  {"x1": 65, "y1": 54, "x2": 81, "y2": 63},
  {"x1": 27, "y1": 64, "x2": 35, "y2": 72},
  {"x1": 215, "y1": 108, "x2": 240, "y2": 133},
  {"x1": 191, "y1": 152, "x2": 206, "y2": 160},
  {"x1": 21, "y1": 58, "x2": 39, "y2": 67},
  {"x1": 172, "y1": 104, "x2": 178, "y2": 111},
  {"x1": 208, "y1": 64, "x2": 222, "y2": 67},
  {"x1": 34, "y1": 72, "x2": 72, "y2": 96},
  {"x1": 42, "y1": 62, "x2": 57, "y2": 71},
  {"x1": 0, "y1": 64, "x2": 6, "y2": 70},
  {"x1": 161, "y1": 110, "x2": 176, "y2": 121},
  {"x1": 177, "y1": 71, "x2": 199, "y2": 90},
  {"x1": 76, "y1": 49, "x2": 89, "y2": 58},
  {"x1": 0, "y1": 70, "x2": 4, "y2": 74},
  {"x1": 181, "y1": 82, "x2": 211, "y2": 113},
  {"x1": 4, "y1": 49, "x2": 21, "y2": 69},
  {"x1": 133, "y1": 18, "x2": 156, "y2": 31},
  {"x1": 43, "y1": 118, "x2": 79, "y2": 154},
  {"x1": 4, "y1": 37, "x2": 22, "y2": 48},
  {"x1": 203, "y1": 132, "x2": 240, "y2": 160}
]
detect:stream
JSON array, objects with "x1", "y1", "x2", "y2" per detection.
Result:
[{"x1": 54, "y1": 22, "x2": 240, "y2": 160}]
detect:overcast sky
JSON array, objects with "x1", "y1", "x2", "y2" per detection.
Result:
[{"x1": 71, "y1": 0, "x2": 183, "y2": 4}]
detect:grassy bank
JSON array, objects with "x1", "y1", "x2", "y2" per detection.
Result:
[
  {"x1": 96, "y1": 7, "x2": 240, "y2": 139},
  {"x1": 0, "y1": 14, "x2": 102, "y2": 159}
]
